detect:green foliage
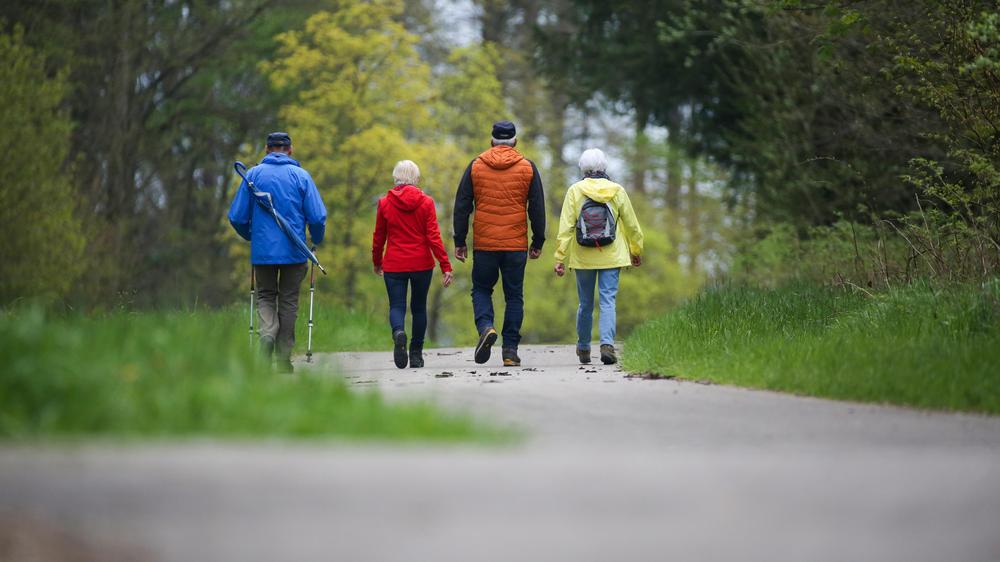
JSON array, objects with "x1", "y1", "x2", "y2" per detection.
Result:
[
  {"x1": 543, "y1": 0, "x2": 999, "y2": 285},
  {"x1": 297, "y1": 303, "x2": 389, "y2": 352},
  {"x1": 0, "y1": 1, "x2": 340, "y2": 306},
  {"x1": 0, "y1": 307, "x2": 498, "y2": 440},
  {"x1": 625, "y1": 282, "x2": 1000, "y2": 414},
  {"x1": 0, "y1": 26, "x2": 85, "y2": 303}
]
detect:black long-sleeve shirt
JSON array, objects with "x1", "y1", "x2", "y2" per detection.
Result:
[{"x1": 453, "y1": 159, "x2": 546, "y2": 250}]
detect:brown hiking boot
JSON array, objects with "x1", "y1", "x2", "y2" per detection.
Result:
[
  {"x1": 600, "y1": 344, "x2": 617, "y2": 365},
  {"x1": 502, "y1": 347, "x2": 521, "y2": 367},
  {"x1": 474, "y1": 327, "x2": 498, "y2": 364},
  {"x1": 577, "y1": 348, "x2": 591, "y2": 364}
]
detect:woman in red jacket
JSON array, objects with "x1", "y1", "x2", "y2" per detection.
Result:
[{"x1": 373, "y1": 160, "x2": 454, "y2": 368}]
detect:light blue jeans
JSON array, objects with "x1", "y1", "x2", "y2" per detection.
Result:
[{"x1": 575, "y1": 268, "x2": 620, "y2": 350}]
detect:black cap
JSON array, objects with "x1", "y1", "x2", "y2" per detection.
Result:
[
  {"x1": 491, "y1": 120, "x2": 516, "y2": 140},
  {"x1": 266, "y1": 132, "x2": 292, "y2": 147}
]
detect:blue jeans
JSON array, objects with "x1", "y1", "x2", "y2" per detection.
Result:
[
  {"x1": 471, "y1": 250, "x2": 527, "y2": 349},
  {"x1": 575, "y1": 268, "x2": 620, "y2": 349},
  {"x1": 383, "y1": 269, "x2": 433, "y2": 350}
]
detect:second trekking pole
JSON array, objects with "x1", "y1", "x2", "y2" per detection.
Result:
[
  {"x1": 306, "y1": 247, "x2": 316, "y2": 363},
  {"x1": 248, "y1": 266, "x2": 255, "y2": 347}
]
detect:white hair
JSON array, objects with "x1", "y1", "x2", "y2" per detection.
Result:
[
  {"x1": 392, "y1": 160, "x2": 420, "y2": 185},
  {"x1": 578, "y1": 148, "x2": 608, "y2": 174},
  {"x1": 491, "y1": 137, "x2": 517, "y2": 146}
]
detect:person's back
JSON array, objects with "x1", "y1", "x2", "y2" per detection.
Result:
[
  {"x1": 228, "y1": 132, "x2": 327, "y2": 372},
  {"x1": 235, "y1": 152, "x2": 325, "y2": 265},
  {"x1": 553, "y1": 148, "x2": 643, "y2": 365},
  {"x1": 468, "y1": 145, "x2": 535, "y2": 251},
  {"x1": 453, "y1": 120, "x2": 546, "y2": 367},
  {"x1": 372, "y1": 160, "x2": 453, "y2": 369}
]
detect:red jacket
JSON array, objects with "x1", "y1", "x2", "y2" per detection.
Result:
[{"x1": 372, "y1": 185, "x2": 452, "y2": 273}]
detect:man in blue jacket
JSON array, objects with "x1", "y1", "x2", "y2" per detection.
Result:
[{"x1": 228, "y1": 132, "x2": 327, "y2": 372}]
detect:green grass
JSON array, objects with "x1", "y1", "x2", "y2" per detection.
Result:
[
  {"x1": 624, "y1": 280, "x2": 1000, "y2": 414},
  {"x1": 294, "y1": 303, "x2": 389, "y2": 352},
  {"x1": 0, "y1": 308, "x2": 501, "y2": 440}
]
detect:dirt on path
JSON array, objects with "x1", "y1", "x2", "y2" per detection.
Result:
[{"x1": 2, "y1": 344, "x2": 999, "y2": 562}]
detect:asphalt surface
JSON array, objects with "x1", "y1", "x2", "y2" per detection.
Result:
[{"x1": 2, "y1": 344, "x2": 999, "y2": 561}]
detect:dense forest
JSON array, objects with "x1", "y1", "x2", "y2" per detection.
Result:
[{"x1": 1, "y1": 0, "x2": 997, "y2": 343}]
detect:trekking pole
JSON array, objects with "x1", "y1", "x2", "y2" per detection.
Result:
[
  {"x1": 306, "y1": 247, "x2": 316, "y2": 363},
  {"x1": 249, "y1": 265, "x2": 256, "y2": 347}
]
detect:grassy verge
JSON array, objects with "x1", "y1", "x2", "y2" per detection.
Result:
[
  {"x1": 624, "y1": 280, "x2": 1000, "y2": 414},
  {"x1": 0, "y1": 308, "x2": 500, "y2": 440},
  {"x1": 295, "y1": 304, "x2": 389, "y2": 352}
]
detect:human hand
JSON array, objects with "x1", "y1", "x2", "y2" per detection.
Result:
[
  {"x1": 631, "y1": 254, "x2": 642, "y2": 267},
  {"x1": 455, "y1": 246, "x2": 468, "y2": 263},
  {"x1": 374, "y1": 266, "x2": 383, "y2": 276},
  {"x1": 529, "y1": 247, "x2": 542, "y2": 260},
  {"x1": 442, "y1": 271, "x2": 454, "y2": 288},
  {"x1": 554, "y1": 263, "x2": 565, "y2": 277}
]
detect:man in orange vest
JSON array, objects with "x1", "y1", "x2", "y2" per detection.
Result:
[{"x1": 453, "y1": 120, "x2": 546, "y2": 366}]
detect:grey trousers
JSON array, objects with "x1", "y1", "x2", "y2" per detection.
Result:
[{"x1": 254, "y1": 263, "x2": 308, "y2": 358}]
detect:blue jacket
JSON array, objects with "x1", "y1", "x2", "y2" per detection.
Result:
[{"x1": 228, "y1": 153, "x2": 327, "y2": 265}]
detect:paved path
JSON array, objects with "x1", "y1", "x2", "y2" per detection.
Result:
[{"x1": 2, "y1": 345, "x2": 1000, "y2": 561}]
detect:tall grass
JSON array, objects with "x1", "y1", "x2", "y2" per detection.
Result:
[
  {"x1": 0, "y1": 308, "x2": 495, "y2": 440},
  {"x1": 624, "y1": 280, "x2": 1000, "y2": 414}
]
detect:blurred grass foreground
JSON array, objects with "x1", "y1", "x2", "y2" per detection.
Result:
[
  {"x1": 0, "y1": 308, "x2": 493, "y2": 441},
  {"x1": 625, "y1": 281, "x2": 1000, "y2": 415}
]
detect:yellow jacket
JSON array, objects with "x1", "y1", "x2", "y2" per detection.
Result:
[{"x1": 554, "y1": 177, "x2": 644, "y2": 270}]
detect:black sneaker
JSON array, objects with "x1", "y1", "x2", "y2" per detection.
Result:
[
  {"x1": 502, "y1": 347, "x2": 520, "y2": 367},
  {"x1": 600, "y1": 344, "x2": 617, "y2": 365},
  {"x1": 393, "y1": 330, "x2": 408, "y2": 369},
  {"x1": 577, "y1": 348, "x2": 591, "y2": 364},
  {"x1": 409, "y1": 349, "x2": 424, "y2": 368},
  {"x1": 474, "y1": 327, "x2": 498, "y2": 364}
]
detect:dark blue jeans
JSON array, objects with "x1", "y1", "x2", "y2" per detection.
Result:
[
  {"x1": 383, "y1": 269, "x2": 433, "y2": 350},
  {"x1": 471, "y1": 250, "x2": 527, "y2": 349}
]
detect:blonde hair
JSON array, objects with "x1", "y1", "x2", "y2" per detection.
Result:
[{"x1": 392, "y1": 160, "x2": 420, "y2": 185}]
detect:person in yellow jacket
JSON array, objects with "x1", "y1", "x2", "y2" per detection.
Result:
[{"x1": 554, "y1": 148, "x2": 644, "y2": 365}]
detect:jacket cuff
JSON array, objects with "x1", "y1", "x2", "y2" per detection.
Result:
[{"x1": 454, "y1": 237, "x2": 467, "y2": 248}]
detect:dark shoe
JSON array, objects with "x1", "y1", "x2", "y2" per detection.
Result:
[
  {"x1": 276, "y1": 356, "x2": 294, "y2": 374},
  {"x1": 577, "y1": 348, "x2": 591, "y2": 364},
  {"x1": 474, "y1": 327, "x2": 498, "y2": 364},
  {"x1": 502, "y1": 347, "x2": 520, "y2": 367},
  {"x1": 600, "y1": 344, "x2": 617, "y2": 365},
  {"x1": 260, "y1": 337, "x2": 275, "y2": 360},
  {"x1": 409, "y1": 349, "x2": 424, "y2": 368},
  {"x1": 393, "y1": 330, "x2": 408, "y2": 369}
]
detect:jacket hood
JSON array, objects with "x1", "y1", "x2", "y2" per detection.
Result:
[
  {"x1": 577, "y1": 177, "x2": 622, "y2": 203},
  {"x1": 261, "y1": 152, "x2": 301, "y2": 167},
  {"x1": 477, "y1": 145, "x2": 524, "y2": 170},
  {"x1": 386, "y1": 184, "x2": 427, "y2": 212}
]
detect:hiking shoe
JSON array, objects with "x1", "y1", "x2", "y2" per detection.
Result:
[
  {"x1": 600, "y1": 344, "x2": 617, "y2": 365},
  {"x1": 260, "y1": 336, "x2": 275, "y2": 360},
  {"x1": 393, "y1": 330, "x2": 408, "y2": 369},
  {"x1": 577, "y1": 348, "x2": 591, "y2": 364},
  {"x1": 502, "y1": 347, "x2": 521, "y2": 367},
  {"x1": 474, "y1": 327, "x2": 498, "y2": 364},
  {"x1": 409, "y1": 349, "x2": 424, "y2": 368},
  {"x1": 276, "y1": 356, "x2": 294, "y2": 374}
]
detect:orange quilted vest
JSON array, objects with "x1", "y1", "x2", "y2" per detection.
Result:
[{"x1": 470, "y1": 145, "x2": 534, "y2": 251}]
